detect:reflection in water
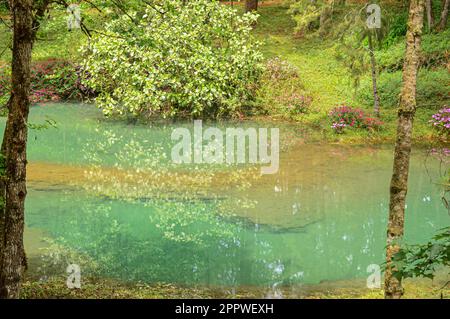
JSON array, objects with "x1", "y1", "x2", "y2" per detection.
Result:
[{"x1": 4, "y1": 104, "x2": 447, "y2": 292}]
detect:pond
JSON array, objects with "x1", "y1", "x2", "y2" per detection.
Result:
[{"x1": 3, "y1": 103, "x2": 448, "y2": 296}]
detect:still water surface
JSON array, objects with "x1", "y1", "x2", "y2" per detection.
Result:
[{"x1": 4, "y1": 103, "x2": 447, "y2": 291}]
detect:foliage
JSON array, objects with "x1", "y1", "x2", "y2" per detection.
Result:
[
  {"x1": 378, "y1": 29, "x2": 450, "y2": 71},
  {"x1": 430, "y1": 106, "x2": 450, "y2": 136},
  {"x1": 20, "y1": 278, "x2": 222, "y2": 299},
  {"x1": 0, "y1": 1, "x2": 8, "y2": 12},
  {"x1": 0, "y1": 64, "x2": 9, "y2": 108},
  {"x1": 264, "y1": 57, "x2": 299, "y2": 81},
  {"x1": 329, "y1": 105, "x2": 382, "y2": 133},
  {"x1": 392, "y1": 227, "x2": 450, "y2": 281},
  {"x1": 82, "y1": 0, "x2": 263, "y2": 119},
  {"x1": 284, "y1": 92, "x2": 312, "y2": 115},
  {"x1": 333, "y1": 3, "x2": 388, "y2": 94},
  {"x1": 288, "y1": 0, "x2": 327, "y2": 35},
  {"x1": 382, "y1": 11, "x2": 408, "y2": 48},
  {"x1": 0, "y1": 59, "x2": 91, "y2": 105},
  {"x1": 257, "y1": 57, "x2": 312, "y2": 118},
  {"x1": 19, "y1": 275, "x2": 450, "y2": 299},
  {"x1": 358, "y1": 69, "x2": 450, "y2": 109}
]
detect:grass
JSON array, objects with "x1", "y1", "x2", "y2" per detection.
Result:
[
  {"x1": 0, "y1": 8, "x2": 93, "y2": 64},
  {"x1": 0, "y1": 4, "x2": 446, "y2": 146},
  {"x1": 20, "y1": 276, "x2": 450, "y2": 299},
  {"x1": 252, "y1": 5, "x2": 447, "y2": 145},
  {"x1": 253, "y1": 5, "x2": 357, "y2": 124}
]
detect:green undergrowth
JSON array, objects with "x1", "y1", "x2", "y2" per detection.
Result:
[
  {"x1": 0, "y1": 4, "x2": 447, "y2": 145},
  {"x1": 253, "y1": 4, "x2": 448, "y2": 145},
  {"x1": 20, "y1": 276, "x2": 449, "y2": 299}
]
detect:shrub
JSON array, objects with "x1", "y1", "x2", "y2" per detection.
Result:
[
  {"x1": 284, "y1": 93, "x2": 312, "y2": 115},
  {"x1": 0, "y1": 59, "x2": 92, "y2": 105},
  {"x1": 358, "y1": 69, "x2": 450, "y2": 109},
  {"x1": 363, "y1": 116, "x2": 383, "y2": 130},
  {"x1": 430, "y1": 106, "x2": 450, "y2": 136},
  {"x1": 329, "y1": 105, "x2": 382, "y2": 133},
  {"x1": 82, "y1": 0, "x2": 263, "y2": 119},
  {"x1": 264, "y1": 57, "x2": 299, "y2": 81},
  {"x1": 288, "y1": 0, "x2": 337, "y2": 36},
  {"x1": 382, "y1": 11, "x2": 408, "y2": 48},
  {"x1": 257, "y1": 57, "x2": 311, "y2": 118},
  {"x1": 392, "y1": 227, "x2": 450, "y2": 281},
  {"x1": 378, "y1": 29, "x2": 450, "y2": 71}
]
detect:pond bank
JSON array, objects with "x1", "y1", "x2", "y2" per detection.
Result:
[{"x1": 20, "y1": 275, "x2": 449, "y2": 299}]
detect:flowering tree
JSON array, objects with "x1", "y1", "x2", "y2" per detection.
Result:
[{"x1": 82, "y1": 0, "x2": 263, "y2": 119}]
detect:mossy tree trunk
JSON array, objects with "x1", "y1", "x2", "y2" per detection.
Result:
[
  {"x1": 384, "y1": 0, "x2": 425, "y2": 299},
  {"x1": 0, "y1": 0, "x2": 33, "y2": 299}
]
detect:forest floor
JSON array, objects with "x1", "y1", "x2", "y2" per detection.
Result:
[{"x1": 20, "y1": 274, "x2": 450, "y2": 299}]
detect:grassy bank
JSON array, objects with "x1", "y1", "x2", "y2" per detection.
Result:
[
  {"x1": 0, "y1": 4, "x2": 447, "y2": 145},
  {"x1": 20, "y1": 276, "x2": 449, "y2": 299},
  {"x1": 252, "y1": 4, "x2": 448, "y2": 145}
]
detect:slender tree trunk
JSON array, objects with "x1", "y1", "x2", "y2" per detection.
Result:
[
  {"x1": 437, "y1": 0, "x2": 449, "y2": 30},
  {"x1": 368, "y1": 32, "x2": 380, "y2": 117},
  {"x1": 426, "y1": 0, "x2": 434, "y2": 31},
  {"x1": 245, "y1": 0, "x2": 258, "y2": 12},
  {"x1": 384, "y1": 0, "x2": 425, "y2": 299},
  {"x1": 0, "y1": 0, "x2": 33, "y2": 299}
]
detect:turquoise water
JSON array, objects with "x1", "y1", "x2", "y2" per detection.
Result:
[{"x1": 3, "y1": 103, "x2": 448, "y2": 290}]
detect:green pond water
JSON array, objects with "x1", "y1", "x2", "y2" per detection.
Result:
[{"x1": 2, "y1": 103, "x2": 449, "y2": 292}]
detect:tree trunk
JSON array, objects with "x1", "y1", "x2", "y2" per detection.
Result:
[
  {"x1": 0, "y1": 0, "x2": 33, "y2": 299},
  {"x1": 426, "y1": 0, "x2": 434, "y2": 31},
  {"x1": 384, "y1": 0, "x2": 425, "y2": 300},
  {"x1": 437, "y1": 0, "x2": 449, "y2": 30},
  {"x1": 368, "y1": 32, "x2": 380, "y2": 117},
  {"x1": 245, "y1": 0, "x2": 258, "y2": 12}
]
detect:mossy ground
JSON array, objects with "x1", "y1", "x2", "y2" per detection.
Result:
[{"x1": 20, "y1": 276, "x2": 449, "y2": 299}]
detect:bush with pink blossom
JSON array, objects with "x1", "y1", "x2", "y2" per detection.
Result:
[
  {"x1": 430, "y1": 106, "x2": 450, "y2": 136},
  {"x1": 0, "y1": 59, "x2": 94, "y2": 106},
  {"x1": 329, "y1": 105, "x2": 382, "y2": 133}
]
